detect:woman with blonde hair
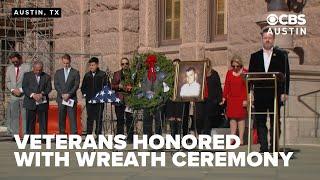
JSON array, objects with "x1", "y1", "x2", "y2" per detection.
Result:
[{"x1": 221, "y1": 55, "x2": 247, "y2": 145}]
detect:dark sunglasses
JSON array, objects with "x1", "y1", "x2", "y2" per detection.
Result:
[{"x1": 121, "y1": 62, "x2": 129, "y2": 65}]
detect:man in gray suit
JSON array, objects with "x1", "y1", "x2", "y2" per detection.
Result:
[
  {"x1": 5, "y1": 52, "x2": 31, "y2": 138},
  {"x1": 22, "y1": 60, "x2": 52, "y2": 135},
  {"x1": 54, "y1": 54, "x2": 80, "y2": 134}
]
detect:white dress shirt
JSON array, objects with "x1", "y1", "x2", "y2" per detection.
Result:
[
  {"x1": 180, "y1": 81, "x2": 201, "y2": 97},
  {"x1": 36, "y1": 75, "x2": 40, "y2": 83},
  {"x1": 64, "y1": 67, "x2": 71, "y2": 82},
  {"x1": 15, "y1": 67, "x2": 19, "y2": 76},
  {"x1": 263, "y1": 47, "x2": 273, "y2": 72}
]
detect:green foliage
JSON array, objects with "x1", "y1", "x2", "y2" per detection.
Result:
[
  {"x1": 126, "y1": 52, "x2": 174, "y2": 110},
  {"x1": 120, "y1": 68, "x2": 133, "y2": 86}
]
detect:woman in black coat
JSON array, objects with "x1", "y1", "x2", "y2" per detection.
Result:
[{"x1": 191, "y1": 59, "x2": 223, "y2": 135}]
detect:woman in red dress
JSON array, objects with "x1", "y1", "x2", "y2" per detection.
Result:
[{"x1": 222, "y1": 55, "x2": 247, "y2": 145}]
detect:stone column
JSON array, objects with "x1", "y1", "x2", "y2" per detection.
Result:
[
  {"x1": 180, "y1": 0, "x2": 208, "y2": 61},
  {"x1": 138, "y1": 0, "x2": 158, "y2": 52},
  {"x1": 121, "y1": 0, "x2": 139, "y2": 57}
]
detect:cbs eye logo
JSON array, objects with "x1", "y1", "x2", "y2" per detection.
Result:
[
  {"x1": 267, "y1": 14, "x2": 306, "y2": 26},
  {"x1": 267, "y1": 14, "x2": 278, "y2": 25}
]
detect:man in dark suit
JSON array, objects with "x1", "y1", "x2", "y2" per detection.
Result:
[
  {"x1": 111, "y1": 57, "x2": 134, "y2": 143},
  {"x1": 81, "y1": 57, "x2": 109, "y2": 136},
  {"x1": 22, "y1": 60, "x2": 52, "y2": 135},
  {"x1": 54, "y1": 54, "x2": 80, "y2": 134},
  {"x1": 249, "y1": 28, "x2": 290, "y2": 152}
]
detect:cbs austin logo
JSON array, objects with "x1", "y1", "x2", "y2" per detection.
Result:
[{"x1": 266, "y1": 14, "x2": 307, "y2": 36}]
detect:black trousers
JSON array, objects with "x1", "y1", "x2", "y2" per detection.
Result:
[
  {"x1": 170, "y1": 103, "x2": 189, "y2": 136},
  {"x1": 143, "y1": 107, "x2": 164, "y2": 138},
  {"x1": 86, "y1": 103, "x2": 104, "y2": 135},
  {"x1": 190, "y1": 103, "x2": 203, "y2": 134},
  {"x1": 191, "y1": 102, "x2": 220, "y2": 135},
  {"x1": 202, "y1": 115, "x2": 220, "y2": 135},
  {"x1": 58, "y1": 103, "x2": 77, "y2": 134},
  {"x1": 115, "y1": 105, "x2": 134, "y2": 140},
  {"x1": 26, "y1": 107, "x2": 48, "y2": 135},
  {"x1": 254, "y1": 93, "x2": 281, "y2": 152},
  {"x1": 170, "y1": 119, "x2": 189, "y2": 136}
]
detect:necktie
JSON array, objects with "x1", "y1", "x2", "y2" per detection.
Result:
[
  {"x1": 64, "y1": 68, "x2": 69, "y2": 82},
  {"x1": 16, "y1": 67, "x2": 20, "y2": 82}
]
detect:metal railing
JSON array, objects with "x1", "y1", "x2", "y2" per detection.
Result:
[{"x1": 298, "y1": 89, "x2": 320, "y2": 138}]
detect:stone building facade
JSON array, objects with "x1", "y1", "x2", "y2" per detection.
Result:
[{"x1": 24, "y1": 0, "x2": 320, "y2": 144}]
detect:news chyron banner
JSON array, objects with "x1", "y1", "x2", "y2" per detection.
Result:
[{"x1": 14, "y1": 135, "x2": 293, "y2": 167}]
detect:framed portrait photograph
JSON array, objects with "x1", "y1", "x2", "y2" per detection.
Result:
[{"x1": 173, "y1": 61, "x2": 207, "y2": 102}]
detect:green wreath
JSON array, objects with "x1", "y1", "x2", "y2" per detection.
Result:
[{"x1": 126, "y1": 52, "x2": 174, "y2": 110}]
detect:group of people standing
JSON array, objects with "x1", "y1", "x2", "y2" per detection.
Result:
[
  {"x1": 6, "y1": 54, "x2": 53, "y2": 137},
  {"x1": 159, "y1": 28, "x2": 290, "y2": 153},
  {"x1": 5, "y1": 54, "x2": 104, "y2": 139},
  {"x1": 5, "y1": 28, "x2": 289, "y2": 152},
  {"x1": 5, "y1": 54, "x2": 137, "y2": 144}
]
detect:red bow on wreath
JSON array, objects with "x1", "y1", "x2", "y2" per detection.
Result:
[{"x1": 145, "y1": 55, "x2": 157, "y2": 82}]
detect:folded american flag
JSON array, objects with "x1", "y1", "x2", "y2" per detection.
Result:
[{"x1": 89, "y1": 85, "x2": 121, "y2": 104}]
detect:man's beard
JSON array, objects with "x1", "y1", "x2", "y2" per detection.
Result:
[
  {"x1": 13, "y1": 62, "x2": 20, "y2": 67},
  {"x1": 263, "y1": 43, "x2": 273, "y2": 50}
]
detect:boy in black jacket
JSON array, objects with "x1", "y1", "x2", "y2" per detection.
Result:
[{"x1": 81, "y1": 57, "x2": 109, "y2": 135}]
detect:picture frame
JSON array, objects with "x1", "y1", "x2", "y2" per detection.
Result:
[{"x1": 173, "y1": 61, "x2": 207, "y2": 102}]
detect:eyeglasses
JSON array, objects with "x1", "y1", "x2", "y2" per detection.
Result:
[
  {"x1": 231, "y1": 65, "x2": 241, "y2": 68},
  {"x1": 121, "y1": 62, "x2": 129, "y2": 65}
]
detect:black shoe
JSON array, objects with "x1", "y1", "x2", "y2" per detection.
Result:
[
  {"x1": 269, "y1": 148, "x2": 279, "y2": 153},
  {"x1": 259, "y1": 149, "x2": 268, "y2": 153}
]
